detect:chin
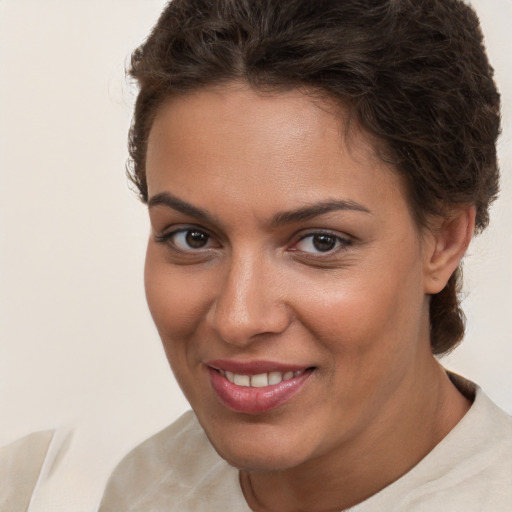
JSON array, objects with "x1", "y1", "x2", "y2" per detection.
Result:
[
  {"x1": 201, "y1": 418, "x2": 316, "y2": 472},
  {"x1": 216, "y1": 444, "x2": 310, "y2": 473}
]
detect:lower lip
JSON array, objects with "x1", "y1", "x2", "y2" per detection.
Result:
[{"x1": 208, "y1": 367, "x2": 313, "y2": 414}]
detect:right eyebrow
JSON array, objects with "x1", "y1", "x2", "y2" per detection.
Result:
[{"x1": 147, "y1": 192, "x2": 219, "y2": 225}]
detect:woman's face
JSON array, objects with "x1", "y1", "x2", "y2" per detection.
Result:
[{"x1": 144, "y1": 86, "x2": 435, "y2": 472}]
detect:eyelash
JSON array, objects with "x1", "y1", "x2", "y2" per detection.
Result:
[
  {"x1": 154, "y1": 227, "x2": 352, "y2": 257},
  {"x1": 154, "y1": 227, "x2": 219, "y2": 253},
  {"x1": 292, "y1": 232, "x2": 352, "y2": 256}
]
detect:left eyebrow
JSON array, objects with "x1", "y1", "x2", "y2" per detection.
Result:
[{"x1": 272, "y1": 200, "x2": 371, "y2": 226}]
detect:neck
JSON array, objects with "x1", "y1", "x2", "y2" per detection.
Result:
[{"x1": 240, "y1": 360, "x2": 471, "y2": 512}]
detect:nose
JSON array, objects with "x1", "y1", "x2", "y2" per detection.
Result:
[{"x1": 207, "y1": 252, "x2": 291, "y2": 346}]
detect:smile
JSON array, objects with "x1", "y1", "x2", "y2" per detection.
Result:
[
  {"x1": 206, "y1": 361, "x2": 314, "y2": 414},
  {"x1": 220, "y1": 369, "x2": 305, "y2": 387}
]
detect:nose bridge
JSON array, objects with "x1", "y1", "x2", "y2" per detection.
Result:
[{"x1": 208, "y1": 248, "x2": 288, "y2": 345}]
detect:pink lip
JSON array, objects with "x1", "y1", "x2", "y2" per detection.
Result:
[{"x1": 206, "y1": 361, "x2": 314, "y2": 414}]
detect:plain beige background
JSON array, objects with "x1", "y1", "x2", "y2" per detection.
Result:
[{"x1": 0, "y1": 0, "x2": 511, "y2": 510}]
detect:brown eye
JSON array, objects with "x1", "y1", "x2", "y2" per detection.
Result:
[
  {"x1": 168, "y1": 229, "x2": 213, "y2": 251},
  {"x1": 294, "y1": 232, "x2": 350, "y2": 254},
  {"x1": 185, "y1": 230, "x2": 209, "y2": 248},
  {"x1": 311, "y1": 234, "x2": 337, "y2": 252}
]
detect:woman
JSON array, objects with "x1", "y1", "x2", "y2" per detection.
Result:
[{"x1": 100, "y1": 0, "x2": 512, "y2": 510}]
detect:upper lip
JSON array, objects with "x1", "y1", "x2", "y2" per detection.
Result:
[{"x1": 206, "y1": 359, "x2": 312, "y2": 375}]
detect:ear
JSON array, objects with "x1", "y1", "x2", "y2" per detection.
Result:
[{"x1": 423, "y1": 206, "x2": 476, "y2": 294}]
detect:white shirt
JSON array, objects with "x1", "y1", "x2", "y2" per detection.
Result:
[{"x1": 98, "y1": 380, "x2": 512, "y2": 511}]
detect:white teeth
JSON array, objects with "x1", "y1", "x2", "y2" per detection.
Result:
[
  {"x1": 234, "y1": 374, "x2": 251, "y2": 387},
  {"x1": 251, "y1": 373, "x2": 269, "y2": 388},
  {"x1": 268, "y1": 372, "x2": 283, "y2": 385},
  {"x1": 222, "y1": 369, "x2": 307, "y2": 387}
]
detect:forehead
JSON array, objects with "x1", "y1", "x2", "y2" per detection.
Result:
[{"x1": 145, "y1": 86, "x2": 409, "y2": 223}]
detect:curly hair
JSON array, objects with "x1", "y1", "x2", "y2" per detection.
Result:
[{"x1": 128, "y1": 0, "x2": 500, "y2": 355}]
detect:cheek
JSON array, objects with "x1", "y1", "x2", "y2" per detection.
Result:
[
  {"x1": 144, "y1": 245, "x2": 210, "y2": 342},
  {"x1": 296, "y1": 254, "x2": 426, "y2": 360},
  {"x1": 144, "y1": 248, "x2": 214, "y2": 401}
]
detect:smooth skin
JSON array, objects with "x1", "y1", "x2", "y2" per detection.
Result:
[{"x1": 144, "y1": 85, "x2": 474, "y2": 512}]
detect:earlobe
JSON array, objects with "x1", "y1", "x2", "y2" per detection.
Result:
[{"x1": 423, "y1": 206, "x2": 476, "y2": 295}]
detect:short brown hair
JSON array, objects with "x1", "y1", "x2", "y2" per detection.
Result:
[{"x1": 128, "y1": 0, "x2": 500, "y2": 355}]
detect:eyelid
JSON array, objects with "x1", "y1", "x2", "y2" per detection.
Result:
[
  {"x1": 289, "y1": 230, "x2": 353, "y2": 255},
  {"x1": 154, "y1": 225, "x2": 221, "y2": 252},
  {"x1": 154, "y1": 225, "x2": 352, "y2": 257}
]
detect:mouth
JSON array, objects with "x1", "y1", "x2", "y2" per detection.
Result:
[
  {"x1": 206, "y1": 360, "x2": 315, "y2": 414},
  {"x1": 218, "y1": 368, "x2": 307, "y2": 387}
]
